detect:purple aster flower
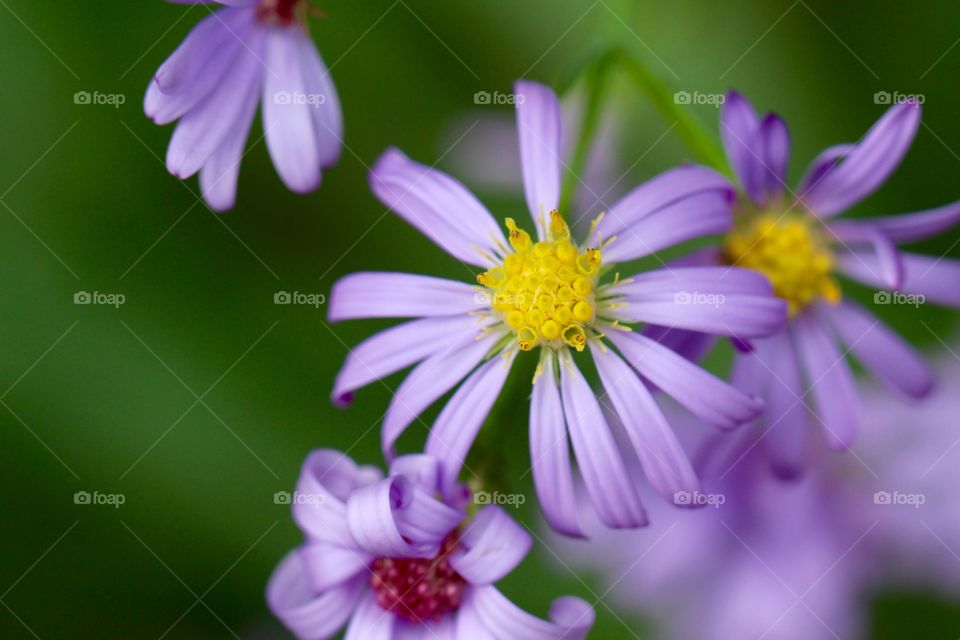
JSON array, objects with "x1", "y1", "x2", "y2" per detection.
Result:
[
  {"x1": 328, "y1": 80, "x2": 787, "y2": 535},
  {"x1": 685, "y1": 91, "x2": 960, "y2": 477},
  {"x1": 146, "y1": 0, "x2": 342, "y2": 211},
  {"x1": 266, "y1": 450, "x2": 594, "y2": 638}
]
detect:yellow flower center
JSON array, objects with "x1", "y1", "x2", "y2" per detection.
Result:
[
  {"x1": 724, "y1": 213, "x2": 841, "y2": 316},
  {"x1": 477, "y1": 211, "x2": 600, "y2": 352}
]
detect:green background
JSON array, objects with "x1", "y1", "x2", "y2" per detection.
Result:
[{"x1": 1, "y1": 0, "x2": 959, "y2": 637}]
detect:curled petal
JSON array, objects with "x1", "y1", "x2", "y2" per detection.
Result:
[
  {"x1": 451, "y1": 505, "x2": 532, "y2": 585},
  {"x1": 468, "y1": 586, "x2": 595, "y2": 640}
]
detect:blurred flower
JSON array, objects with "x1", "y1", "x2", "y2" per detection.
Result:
[
  {"x1": 328, "y1": 80, "x2": 787, "y2": 536},
  {"x1": 266, "y1": 450, "x2": 594, "y2": 639},
  {"x1": 146, "y1": 0, "x2": 342, "y2": 210},
  {"x1": 689, "y1": 91, "x2": 960, "y2": 476}
]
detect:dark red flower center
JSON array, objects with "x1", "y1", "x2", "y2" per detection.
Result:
[
  {"x1": 369, "y1": 534, "x2": 467, "y2": 623},
  {"x1": 256, "y1": 0, "x2": 303, "y2": 25}
]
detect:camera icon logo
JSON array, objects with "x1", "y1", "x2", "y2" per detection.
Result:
[
  {"x1": 674, "y1": 91, "x2": 691, "y2": 105},
  {"x1": 274, "y1": 491, "x2": 292, "y2": 505},
  {"x1": 74, "y1": 491, "x2": 91, "y2": 505},
  {"x1": 274, "y1": 291, "x2": 292, "y2": 305},
  {"x1": 74, "y1": 291, "x2": 92, "y2": 305},
  {"x1": 873, "y1": 91, "x2": 892, "y2": 105},
  {"x1": 874, "y1": 491, "x2": 892, "y2": 505},
  {"x1": 673, "y1": 291, "x2": 692, "y2": 305},
  {"x1": 274, "y1": 91, "x2": 292, "y2": 105},
  {"x1": 474, "y1": 91, "x2": 492, "y2": 105},
  {"x1": 474, "y1": 490, "x2": 491, "y2": 505},
  {"x1": 74, "y1": 91, "x2": 92, "y2": 105},
  {"x1": 673, "y1": 491, "x2": 692, "y2": 505},
  {"x1": 874, "y1": 291, "x2": 892, "y2": 305}
]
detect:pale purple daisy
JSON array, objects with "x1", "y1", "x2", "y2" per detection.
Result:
[
  {"x1": 328, "y1": 80, "x2": 787, "y2": 536},
  {"x1": 266, "y1": 450, "x2": 595, "y2": 639},
  {"x1": 146, "y1": 0, "x2": 342, "y2": 210},
  {"x1": 692, "y1": 91, "x2": 960, "y2": 477}
]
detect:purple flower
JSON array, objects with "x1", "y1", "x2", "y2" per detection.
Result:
[
  {"x1": 266, "y1": 450, "x2": 594, "y2": 639},
  {"x1": 328, "y1": 80, "x2": 787, "y2": 535},
  {"x1": 704, "y1": 91, "x2": 960, "y2": 477},
  {"x1": 146, "y1": 0, "x2": 342, "y2": 211}
]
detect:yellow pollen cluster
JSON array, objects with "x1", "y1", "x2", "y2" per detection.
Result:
[
  {"x1": 724, "y1": 213, "x2": 841, "y2": 316},
  {"x1": 477, "y1": 211, "x2": 601, "y2": 352}
]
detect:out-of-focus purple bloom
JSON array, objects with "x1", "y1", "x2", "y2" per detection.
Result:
[
  {"x1": 146, "y1": 0, "x2": 342, "y2": 211},
  {"x1": 266, "y1": 450, "x2": 594, "y2": 639},
  {"x1": 328, "y1": 80, "x2": 787, "y2": 536},
  {"x1": 684, "y1": 91, "x2": 960, "y2": 477}
]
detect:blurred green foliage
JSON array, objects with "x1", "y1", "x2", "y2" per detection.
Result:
[{"x1": 1, "y1": 0, "x2": 959, "y2": 637}]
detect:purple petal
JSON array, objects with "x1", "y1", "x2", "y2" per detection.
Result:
[
  {"x1": 797, "y1": 143, "x2": 853, "y2": 195},
  {"x1": 294, "y1": 27, "x2": 343, "y2": 168},
  {"x1": 601, "y1": 189, "x2": 733, "y2": 264},
  {"x1": 328, "y1": 272, "x2": 485, "y2": 321},
  {"x1": 515, "y1": 80, "x2": 562, "y2": 235},
  {"x1": 266, "y1": 551, "x2": 364, "y2": 640},
  {"x1": 455, "y1": 594, "x2": 497, "y2": 640},
  {"x1": 607, "y1": 331, "x2": 763, "y2": 431},
  {"x1": 425, "y1": 352, "x2": 516, "y2": 496},
  {"x1": 393, "y1": 486, "x2": 464, "y2": 549},
  {"x1": 758, "y1": 113, "x2": 790, "y2": 202},
  {"x1": 331, "y1": 315, "x2": 483, "y2": 404},
  {"x1": 344, "y1": 592, "x2": 394, "y2": 640},
  {"x1": 262, "y1": 28, "x2": 324, "y2": 193},
  {"x1": 529, "y1": 351, "x2": 582, "y2": 537},
  {"x1": 801, "y1": 102, "x2": 921, "y2": 217},
  {"x1": 382, "y1": 332, "x2": 497, "y2": 457},
  {"x1": 837, "y1": 200, "x2": 960, "y2": 244},
  {"x1": 468, "y1": 586, "x2": 595, "y2": 640},
  {"x1": 165, "y1": 26, "x2": 264, "y2": 179},
  {"x1": 720, "y1": 91, "x2": 765, "y2": 205},
  {"x1": 559, "y1": 358, "x2": 647, "y2": 529},
  {"x1": 293, "y1": 450, "x2": 381, "y2": 548},
  {"x1": 589, "y1": 343, "x2": 700, "y2": 502},
  {"x1": 346, "y1": 476, "x2": 443, "y2": 558},
  {"x1": 388, "y1": 454, "x2": 443, "y2": 493},
  {"x1": 450, "y1": 505, "x2": 532, "y2": 585},
  {"x1": 299, "y1": 542, "x2": 370, "y2": 592},
  {"x1": 753, "y1": 329, "x2": 810, "y2": 479},
  {"x1": 794, "y1": 312, "x2": 860, "y2": 449},
  {"x1": 838, "y1": 251, "x2": 960, "y2": 308},
  {"x1": 595, "y1": 165, "x2": 733, "y2": 241},
  {"x1": 612, "y1": 266, "x2": 787, "y2": 338},
  {"x1": 642, "y1": 325, "x2": 716, "y2": 364},
  {"x1": 822, "y1": 301, "x2": 934, "y2": 398},
  {"x1": 370, "y1": 148, "x2": 506, "y2": 266}
]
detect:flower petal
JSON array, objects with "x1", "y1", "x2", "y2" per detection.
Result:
[
  {"x1": 831, "y1": 224, "x2": 905, "y2": 289},
  {"x1": 758, "y1": 113, "x2": 790, "y2": 202},
  {"x1": 559, "y1": 358, "x2": 647, "y2": 529},
  {"x1": 469, "y1": 586, "x2": 595, "y2": 640},
  {"x1": 298, "y1": 542, "x2": 370, "y2": 592},
  {"x1": 594, "y1": 165, "x2": 733, "y2": 242},
  {"x1": 601, "y1": 189, "x2": 734, "y2": 264},
  {"x1": 425, "y1": 352, "x2": 516, "y2": 496},
  {"x1": 794, "y1": 312, "x2": 860, "y2": 449},
  {"x1": 720, "y1": 91, "x2": 765, "y2": 205},
  {"x1": 346, "y1": 476, "x2": 447, "y2": 558},
  {"x1": 801, "y1": 102, "x2": 921, "y2": 217},
  {"x1": 607, "y1": 331, "x2": 762, "y2": 431},
  {"x1": 165, "y1": 25, "x2": 264, "y2": 179},
  {"x1": 589, "y1": 342, "x2": 700, "y2": 501},
  {"x1": 822, "y1": 301, "x2": 934, "y2": 398},
  {"x1": 612, "y1": 266, "x2": 787, "y2": 338},
  {"x1": 754, "y1": 329, "x2": 810, "y2": 479},
  {"x1": 515, "y1": 80, "x2": 562, "y2": 236},
  {"x1": 837, "y1": 251, "x2": 960, "y2": 307},
  {"x1": 382, "y1": 332, "x2": 497, "y2": 457},
  {"x1": 797, "y1": 143, "x2": 853, "y2": 195},
  {"x1": 451, "y1": 505, "x2": 532, "y2": 585},
  {"x1": 370, "y1": 148, "x2": 506, "y2": 266},
  {"x1": 329, "y1": 272, "x2": 485, "y2": 321},
  {"x1": 344, "y1": 592, "x2": 394, "y2": 640},
  {"x1": 294, "y1": 27, "x2": 343, "y2": 168},
  {"x1": 331, "y1": 315, "x2": 484, "y2": 405},
  {"x1": 266, "y1": 551, "x2": 364, "y2": 640},
  {"x1": 529, "y1": 351, "x2": 582, "y2": 537},
  {"x1": 835, "y1": 200, "x2": 960, "y2": 244}
]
